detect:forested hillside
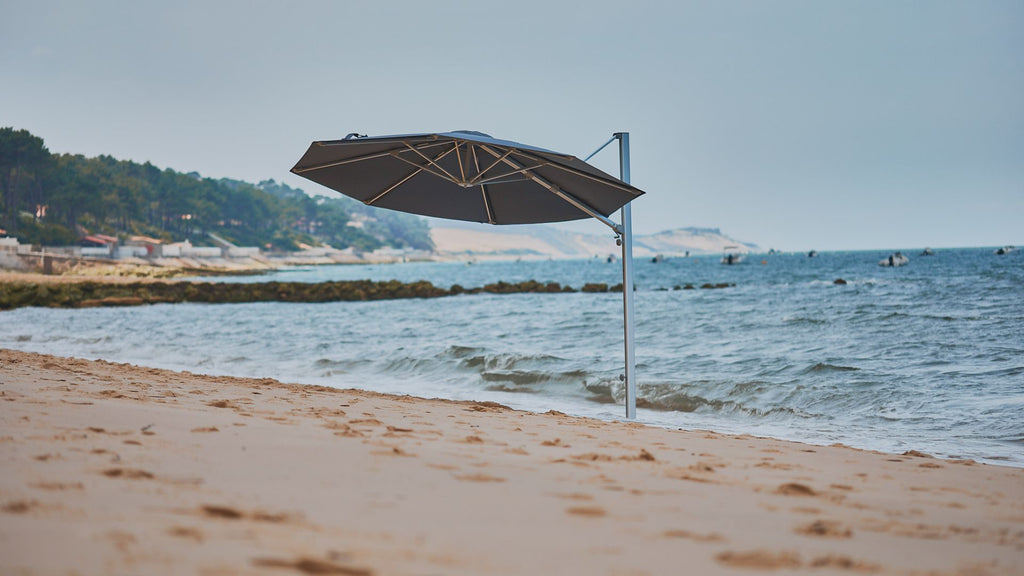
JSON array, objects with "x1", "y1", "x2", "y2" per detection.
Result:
[{"x1": 0, "y1": 128, "x2": 433, "y2": 252}]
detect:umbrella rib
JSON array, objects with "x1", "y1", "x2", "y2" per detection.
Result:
[
  {"x1": 478, "y1": 144, "x2": 622, "y2": 233},
  {"x1": 369, "y1": 144, "x2": 462, "y2": 207},
  {"x1": 509, "y1": 149, "x2": 643, "y2": 197},
  {"x1": 365, "y1": 166, "x2": 423, "y2": 207},
  {"x1": 390, "y1": 153, "x2": 458, "y2": 183},
  {"x1": 389, "y1": 142, "x2": 462, "y2": 183},
  {"x1": 389, "y1": 152, "x2": 454, "y2": 181},
  {"x1": 471, "y1": 146, "x2": 496, "y2": 224},
  {"x1": 292, "y1": 141, "x2": 451, "y2": 174},
  {"x1": 467, "y1": 148, "x2": 515, "y2": 185},
  {"x1": 401, "y1": 142, "x2": 462, "y2": 184},
  {"x1": 455, "y1": 142, "x2": 467, "y2": 183},
  {"x1": 474, "y1": 163, "x2": 550, "y2": 185}
]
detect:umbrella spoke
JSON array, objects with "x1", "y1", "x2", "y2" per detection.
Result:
[
  {"x1": 509, "y1": 149, "x2": 643, "y2": 197},
  {"x1": 365, "y1": 166, "x2": 423, "y2": 206},
  {"x1": 473, "y1": 163, "x2": 550, "y2": 186},
  {"x1": 399, "y1": 141, "x2": 462, "y2": 184},
  {"x1": 478, "y1": 144, "x2": 621, "y2": 233},
  {"x1": 371, "y1": 143, "x2": 465, "y2": 206},
  {"x1": 293, "y1": 140, "x2": 452, "y2": 174},
  {"x1": 454, "y1": 142, "x2": 467, "y2": 183},
  {"x1": 292, "y1": 148, "x2": 398, "y2": 174},
  {"x1": 390, "y1": 142, "x2": 463, "y2": 184},
  {"x1": 471, "y1": 146, "x2": 496, "y2": 224},
  {"x1": 466, "y1": 146, "x2": 515, "y2": 185},
  {"x1": 390, "y1": 153, "x2": 457, "y2": 184}
]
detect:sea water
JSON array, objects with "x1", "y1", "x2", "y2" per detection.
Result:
[{"x1": 3, "y1": 247, "x2": 1022, "y2": 466}]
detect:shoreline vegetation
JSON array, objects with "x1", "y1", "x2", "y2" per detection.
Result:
[
  {"x1": 0, "y1": 128, "x2": 433, "y2": 254},
  {"x1": 2, "y1": 349, "x2": 1022, "y2": 574},
  {"x1": 0, "y1": 274, "x2": 736, "y2": 311}
]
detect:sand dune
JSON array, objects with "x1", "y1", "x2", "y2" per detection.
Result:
[
  {"x1": 430, "y1": 223, "x2": 757, "y2": 259},
  {"x1": 1, "y1": 349, "x2": 1021, "y2": 575}
]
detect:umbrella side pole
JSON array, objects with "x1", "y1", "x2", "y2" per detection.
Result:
[{"x1": 616, "y1": 133, "x2": 637, "y2": 420}]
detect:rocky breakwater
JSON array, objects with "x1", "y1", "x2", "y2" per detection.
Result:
[{"x1": 0, "y1": 279, "x2": 588, "y2": 310}]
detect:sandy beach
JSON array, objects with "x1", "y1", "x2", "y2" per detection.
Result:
[{"x1": 1, "y1": 349, "x2": 1022, "y2": 575}]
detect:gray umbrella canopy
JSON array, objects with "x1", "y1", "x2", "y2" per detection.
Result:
[{"x1": 290, "y1": 131, "x2": 644, "y2": 225}]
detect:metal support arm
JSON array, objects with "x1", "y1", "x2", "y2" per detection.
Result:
[{"x1": 616, "y1": 133, "x2": 637, "y2": 419}]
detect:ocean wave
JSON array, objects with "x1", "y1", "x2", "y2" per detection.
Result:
[
  {"x1": 804, "y1": 363, "x2": 860, "y2": 373},
  {"x1": 637, "y1": 390, "x2": 815, "y2": 419},
  {"x1": 457, "y1": 351, "x2": 565, "y2": 372},
  {"x1": 783, "y1": 316, "x2": 828, "y2": 325},
  {"x1": 584, "y1": 379, "x2": 821, "y2": 419},
  {"x1": 484, "y1": 384, "x2": 541, "y2": 394},
  {"x1": 481, "y1": 370, "x2": 551, "y2": 386},
  {"x1": 314, "y1": 358, "x2": 371, "y2": 369},
  {"x1": 444, "y1": 345, "x2": 485, "y2": 359}
]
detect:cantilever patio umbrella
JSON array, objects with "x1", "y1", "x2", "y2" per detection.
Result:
[{"x1": 291, "y1": 130, "x2": 645, "y2": 417}]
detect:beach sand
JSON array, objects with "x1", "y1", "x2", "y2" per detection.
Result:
[{"x1": 1, "y1": 349, "x2": 1021, "y2": 575}]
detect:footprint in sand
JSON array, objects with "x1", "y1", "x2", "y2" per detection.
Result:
[
  {"x1": 201, "y1": 505, "x2": 244, "y2": 519},
  {"x1": 809, "y1": 555, "x2": 880, "y2": 571},
  {"x1": 566, "y1": 506, "x2": 607, "y2": 518},
  {"x1": 717, "y1": 550, "x2": 877, "y2": 571},
  {"x1": 775, "y1": 482, "x2": 816, "y2": 496},
  {"x1": 796, "y1": 519, "x2": 853, "y2": 538},
  {"x1": 103, "y1": 468, "x2": 154, "y2": 480},
  {"x1": 2, "y1": 500, "x2": 40, "y2": 514},
  {"x1": 199, "y1": 504, "x2": 294, "y2": 523},
  {"x1": 552, "y1": 492, "x2": 594, "y2": 502},
  {"x1": 454, "y1": 473, "x2": 505, "y2": 483},
  {"x1": 30, "y1": 481, "x2": 84, "y2": 491},
  {"x1": 252, "y1": 557, "x2": 374, "y2": 576},
  {"x1": 662, "y1": 529, "x2": 725, "y2": 542},
  {"x1": 167, "y1": 526, "x2": 204, "y2": 542},
  {"x1": 716, "y1": 550, "x2": 801, "y2": 569},
  {"x1": 370, "y1": 446, "x2": 415, "y2": 457}
]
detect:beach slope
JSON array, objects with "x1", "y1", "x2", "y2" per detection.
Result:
[{"x1": 1, "y1": 349, "x2": 1021, "y2": 575}]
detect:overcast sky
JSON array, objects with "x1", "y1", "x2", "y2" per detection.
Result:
[{"x1": 3, "y1": 0, "x2": 1021, "y2": 250}]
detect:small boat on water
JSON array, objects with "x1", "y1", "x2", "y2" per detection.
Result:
[
  {"x1": 920, "y1": 247, "x2": 935, "y2": 256},
  {"x1": 721, "y1": 246, "x2": 744, "y2": 265},
  {"x1": 995, "y1": 245, "x2": 1016, "y2": 255},
  {"x1": 651, "y1": 254, "x2": 665, "y2": 263},
  {"x1": 879, "y1": 252, "x2": 909, "y2": 267},
  {"x1": 808, "y1": 250, "x2": 818, "y2": 258}
]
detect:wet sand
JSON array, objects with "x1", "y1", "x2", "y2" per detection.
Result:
[{"x1": 1, "y1": 349, "x2": 1022, "y2": 575}]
